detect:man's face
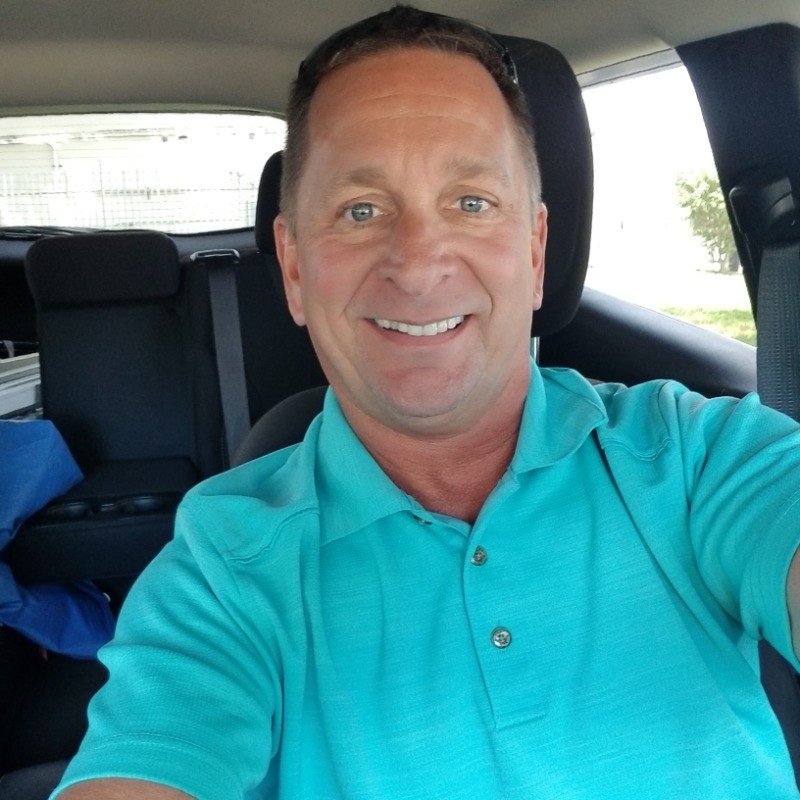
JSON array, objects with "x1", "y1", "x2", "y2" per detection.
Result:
[{"x1": 275, "y1": 47, "x2": 547, "y2": 438}]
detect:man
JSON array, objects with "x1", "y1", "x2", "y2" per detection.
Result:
[{"x1": 55, "y1": 7, "x2": 800, "y2": 799}]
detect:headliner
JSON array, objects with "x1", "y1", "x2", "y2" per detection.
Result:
[{"x1": 1, "y1": 0, "x2": 798, "y2": 112}]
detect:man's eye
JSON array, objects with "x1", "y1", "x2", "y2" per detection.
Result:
[
  {"x1": 459, "y1": 195, "x2": 490, "y2": 213},
  {"x1": 346, "y1": 202, "x2": 378, "y2": 222}
]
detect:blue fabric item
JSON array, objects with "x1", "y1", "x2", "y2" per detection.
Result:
[
  {"x1": 0, "y1": 564, "x2": 115, "y2": 659},
  {"x1": 0, "y1": 419, "x2": 82, "y2": 548},
  {"x1": 0, "y1": 419, "x2": 115, "y2": 658}
]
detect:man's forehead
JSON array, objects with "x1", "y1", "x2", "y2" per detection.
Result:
[
  {"x1": 298, "y1": 46, "x2": 531, "y2": 200},
  {"x1": 311, "y1": 46, "x2": 501, "y2": 106},
  {"x1": 307, "y1": 48, "x2": 513, "y2": 139}
]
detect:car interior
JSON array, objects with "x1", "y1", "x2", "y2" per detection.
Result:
[{"x1": 3, "y1": 1, "x2": 800, "y2": 797}]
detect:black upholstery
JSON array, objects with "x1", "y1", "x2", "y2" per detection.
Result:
[
  {"x1": 1, "y1": 231, "x2": 229, "y2": 790},
  {"x1": 10, "y1": 231, "x2": 225, "y2": 590},
  {"x1": 0, "y1": 241, "x2": 38, "y2": 357},
  {"x1": 233, "y1": 385, "x2": 326, "y2": 466},
  {"x1": 255, "y1": 151, "x2": 283, "y2": 256},
  {"x1": 228, "y1": 151, "x2": 327, "y2": 425},
  {"x1": 25, "y1": 231, "x2": 222, "y2": 474},
  {"x1": 497, "y1": 34, "x2": 593, "y2": 338},
  {"x1": 0, "y1": 759, "x2": 68, "y2": 800}
]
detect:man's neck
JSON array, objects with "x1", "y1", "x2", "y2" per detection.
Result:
[{"x1": 339, "y1": 392, "x2": 526, "y2": 524}]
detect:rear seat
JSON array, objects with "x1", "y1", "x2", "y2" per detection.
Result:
[{"x1": 6, "y1": 231, "x2": 225, "y2": 599}]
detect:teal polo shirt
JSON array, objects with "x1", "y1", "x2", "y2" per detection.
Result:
[{"x1": 55, "y1": 365, "x2": 800, "y2": 799}]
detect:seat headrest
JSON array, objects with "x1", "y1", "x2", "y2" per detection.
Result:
[
  {"x1": 255, "y1": 151, "x2": 282, "y2": 256},
  {"x1": 497, "y1": 34, "x2": 593, "y2": 337},
  {"x1": 254, "y1": 34, "x2": 592, "y2": 337},
  {"x1": 26, "y1": 231, "x2": 180, "y2": 307}
]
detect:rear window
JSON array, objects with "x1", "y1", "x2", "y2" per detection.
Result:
[{"x1": 0, "y1": 112, "x2": 286, "y2": 233}]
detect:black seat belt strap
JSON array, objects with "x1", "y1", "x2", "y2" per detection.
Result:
[
  {"x1": 191, "y1": 249, "x2": 251, "y2": 466},
  {"x1": 731, "y1": 172, "x2": 800, "y2": 783},
  {"x1": 730, "y1": 172, "x2": 800, "y2": 783},
  {"x1": 757, "y1": 240, "x2": 800, "y2": 421},
  {"x1": 754, "y1": 238, "x2": 800, "y2": 781}
]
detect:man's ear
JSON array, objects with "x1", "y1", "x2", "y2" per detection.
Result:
[
  {"x1": 531, "y1": 203, "x2": 548, "y2": 311},
  {"x1": 274, "y1": 213, "x2": 307, "y2": 327}
]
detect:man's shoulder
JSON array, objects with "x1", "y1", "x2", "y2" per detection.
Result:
[
  {"x1": 177, "y1": 425, "x2": 324, "y2": 561},
  {"x1": 540, "y1": 366, "x2": 706, "y2": 457},
  {"x1": 539, "y1": 365, "x2": 688, "y2": 425},
  {"x1": 583, "y1": 370, "x2": 793, "y2": 461}
]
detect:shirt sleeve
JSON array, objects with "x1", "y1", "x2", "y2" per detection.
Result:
[
  {"x1": 53, "y1": 496, "x2": 281, "y2": 799},
  {"x1": 673, "y1": 386, "x2": 800, "y2": 669}
]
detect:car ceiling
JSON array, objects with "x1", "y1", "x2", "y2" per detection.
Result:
[{"x1": 1, "y1": 0, "x2": 799, "y2": 113}]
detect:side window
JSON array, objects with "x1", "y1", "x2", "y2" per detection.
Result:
[{"x1": 581, "y1": 65, "x2": 755, "y2": 345}]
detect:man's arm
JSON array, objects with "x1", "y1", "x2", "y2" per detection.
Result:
[
  {"x1": 58, "y1": 779, "x2": 194, "y2": 799},
  {"x1": 787, "y1": 547, "x2": 800, "y2": 660}
]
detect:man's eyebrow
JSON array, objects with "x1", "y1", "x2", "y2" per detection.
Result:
[
  {"x1": 331, "y1": 166, "x2": 388, "y2": 191},
  {"x1": 325, "y1": 159, "x2": 511, "y2": 197},
  {"x1": 443, "y1": 156, "x2": 512, "y2": 186}
]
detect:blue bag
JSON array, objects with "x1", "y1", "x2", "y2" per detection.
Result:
[{"x1": 0, "y1": 419, "x2": 115, "y2": 658}]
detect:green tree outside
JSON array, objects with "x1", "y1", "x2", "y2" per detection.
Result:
[{"x1": 675, "y1": 171, "x2": 739, "y2": 272}]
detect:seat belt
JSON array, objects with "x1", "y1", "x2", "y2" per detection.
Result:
[
  {"x1": 730, "y1": 173, "x2": 800, "y2": 782},
  {"x1": 754, "y1": 239, "x2": 800, "y2": 782},
  {"x1": 191, "y1": 249, "x2": 251, "y2": 467},
  {"x1": 756, "y1": 240, "x2": 800, "y2": 421}
]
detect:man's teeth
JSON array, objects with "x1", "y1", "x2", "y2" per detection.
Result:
[{"x1": 373, "y1": 315, "x2": 465, "y2": 337}]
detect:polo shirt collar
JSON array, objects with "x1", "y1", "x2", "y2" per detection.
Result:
[
  {"x1": 316, "y1": 390, "x2": 416, "y2": 544},
  {"x1": 315, "y1": 361, "x2": 608, "y2": 543},
  {"x1": 511, "y1": 362, "x2": 608, "y2": 474}
]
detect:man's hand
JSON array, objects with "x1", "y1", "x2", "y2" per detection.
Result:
[
  {"x1": 58, "y1": 779, "x2": 195, "y2": 799},
  {"x1": 786, "y1": 547, "x2": 800, "y2": 660}
]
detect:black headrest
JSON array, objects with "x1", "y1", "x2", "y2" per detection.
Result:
[
  {"x1": 26, "y1": 231, "x2": 180, "y2": 307},
  {"x1": 233, "y1": 385, "x2": 326, "y2": 466},
  {"x1": 253, "y1": 34, "x2": 592, "y2": 337},
  {"x1": 255, "y1": 151, "x2": 282, "y2": 255},
  {"x1": 497, "y1": 34, "x2": 593, "y2": 337}
]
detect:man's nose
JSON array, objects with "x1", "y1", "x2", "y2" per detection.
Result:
[{"x1": 380, "y1": 210, "x2": 456, "y2": 295}]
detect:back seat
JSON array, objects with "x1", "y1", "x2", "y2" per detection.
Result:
[{"x1": 6, "y1": 231, "x2": 225, "y2": 600}]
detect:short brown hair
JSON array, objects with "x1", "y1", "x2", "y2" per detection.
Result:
[{"x1": 280, "y1": 5, "x2": 541, "y2": 227}]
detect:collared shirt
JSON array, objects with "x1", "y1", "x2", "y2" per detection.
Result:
[{"x1": 56, "y1": 364, "x2": 800, "y2": 799}]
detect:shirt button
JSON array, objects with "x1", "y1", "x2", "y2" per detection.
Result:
[
  {"x1": 491, "y1": 627, "x2": 512, "y2": 649},
  {"x1": 413, "y1": 515, "x2": 431, "y2": 525},
  {"x1": 471, "y1": 546, "x2": 488, "y2": 566}
]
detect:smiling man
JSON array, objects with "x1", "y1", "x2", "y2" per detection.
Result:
[
  {"x1": 54, "y1": 7, "x2": 800, "y2": 800},
  {"x1": 274, "y1": 38, "x2": 545, "y2": 524}
]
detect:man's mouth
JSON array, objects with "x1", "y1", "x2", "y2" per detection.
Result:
[{"x1": 373, "y1": 315, "x2": 465, "y2": 337}]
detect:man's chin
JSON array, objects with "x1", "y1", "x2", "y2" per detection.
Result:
[{"x1": 366, "y1": 375, "x2": 481, "y2": 433}]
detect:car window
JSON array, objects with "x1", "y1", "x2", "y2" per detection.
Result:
[
  {"x1": 582, "y1": 65, "x2": 755, "y2": 345},
  {"x1": 0, "y1": 112, "x2": 286, "y2": 234}
]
